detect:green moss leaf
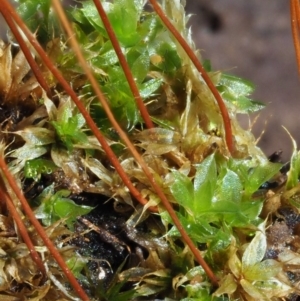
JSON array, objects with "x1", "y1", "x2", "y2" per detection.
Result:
[
  {"x1": 244, "y1": 259, "x2": 282, "y2": 282},
  {"x1": 81, "y1": 0, "x2": 140, "y2": 47},
  {"x1": 80, "y1": 0, "x2": 111, "y2": 36},
  {"x1": 167, "y1": 213, "x2": 219, "y2": 243},
  {"x1": 286, "y1": 134, "x2": 300, "y2": 190},
  {"x1": 252, "y1": 279, "x2": 292, "y2": 299},
  {"x1": 92, "y1": 67, "x2": 140, "y2": 130},
  {"x1": 139, "y1": 78, "x2": 163, "y2": 98},
  {"x1": 52, "y1": 114, "x2": 88, "y2": 151},
  {"x1": 209, "y1": 201, "x2": 249, "y2": 226},
  {"x1": 218, "y1": 73, "x2": 265, "y2": 113},
  {"x1": 24, "y1": 159, "x2": 58, "y2": 181},
  {"x1": 137, "y1": 15, "x2": 162, "y2": 44},
  {"x1": 218, "y1": 169, "x2": 243, "y2": 204},
  {"x1": 14, "y1": 127, "x2": 55, "y2": 146},
  {"x1": 242, "y1": 222, "x2": 266, "y2": 268},
  {"x1": 35, "y1": 187, "x2": 93, "y2": 230},
  {"x1": 53, "y1": 197, "x2": 92, "y2": 230},
  {"x1": 193, "y1": 154, "x2": 217, "y2": 212},
  {"x1": 244, "y1": 162, "x2": 282, "y2": 198},
  {"x1": 51, "y1": 98, "x2": 88, "y2": 151},
  {"x1": 150, "y1": 41, "x2": 181, "y2": 73},
  {"x1": 107, "y1": 0, "x2": 140, "y2": 47},
  {"x1": 131, "y1": 51, "x2": 150, "y2": 83},
  {"x1": 214, "y1": 274, "x2": 237, "y2": 296},
  {"x1": 239, "y1": 200, "x2": 263, "y2": 222},
  {"x1": 66, "y1": 256, "x2": 88, "y2": 279},
  {"x1": 91, "y1": 41, "x2": 119, "y2": 67},
  {"x1": 16, "y1": 0, "x2": 60, "y2": 43},
  {"x1": 170, "y1": 171, "x2": 194, "y2": 212},
  {"x1": 240, "y1": 279, "x2": 269, "y2": 301},
  {"x1": 220, "y1": 74, "x2": 255, "y2": 97}
]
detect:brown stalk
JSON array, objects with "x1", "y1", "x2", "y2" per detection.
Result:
[
  {"x1": 291, "y1": 0, "x2": 300, "y2": 75},
  {"x1": 52, "y1": 0, "x2": 218, "y2": 286},
  {"x1": 149, "y1": 0, "x2": 234, "y2": 155},
  {"x1": 0, "y1": 156, "x2": 90, "y2": 301},
  {"x1": 0, "y1": 5, "x2": 52, "y2": 98},
  {"x1": 92, "y1": 0, "x2": 154, "y2": 129},
  {"x1": 0, "y1": 177, "x2": 47, "y2": 279}
]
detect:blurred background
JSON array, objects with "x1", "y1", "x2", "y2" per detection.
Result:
[
  {"x1": 1, "y1": 1, "x2": 299, "y2": 161},
  {"x1": 186, "y1": 0, "x2": 300, "y2": 161}
]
